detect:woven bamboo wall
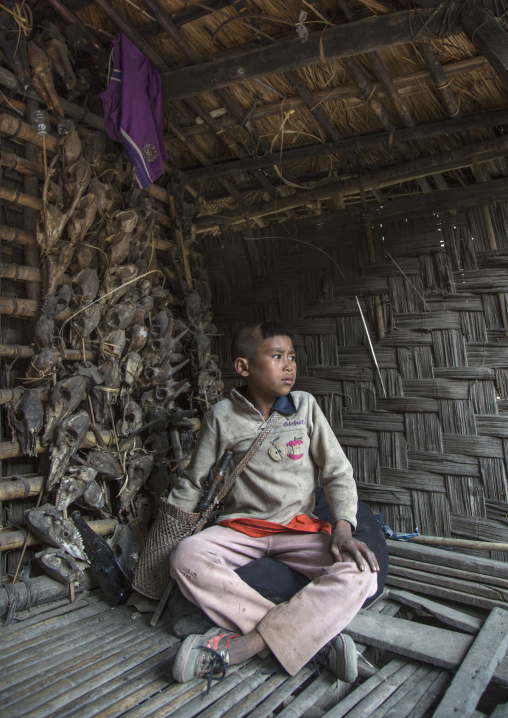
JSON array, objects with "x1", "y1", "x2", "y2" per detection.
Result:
[{"x1": 203, "y1": 201, "x2": 508, "y2": 560}]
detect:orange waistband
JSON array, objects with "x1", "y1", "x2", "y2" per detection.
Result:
[{"x1": 217, "y1": 514, "x2": 332, "y2": 537}]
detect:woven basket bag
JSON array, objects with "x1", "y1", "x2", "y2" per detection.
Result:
[{"x1": 132, "y1": 500, "x2": 200, "y2": 600}]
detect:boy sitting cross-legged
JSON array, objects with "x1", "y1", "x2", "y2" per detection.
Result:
[{"x1": 169, "y1": 322, "x2": 379, "y2": 685}]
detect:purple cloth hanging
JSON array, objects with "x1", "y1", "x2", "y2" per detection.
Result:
[{"x1": 101, "y1": 32, "x2": 168, "y2": 188}]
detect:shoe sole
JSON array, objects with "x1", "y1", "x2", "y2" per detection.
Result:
[
  {"x1": 172, "y1": 632, "x2": 205, "y2": 683},
  {"x1": 334, "y1": 633, "x2": 358, "y2": 683}
]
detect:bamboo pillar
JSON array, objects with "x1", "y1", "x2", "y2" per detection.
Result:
[{"x1": 24, "y1": 99, "x2": 42, "y2": 302}]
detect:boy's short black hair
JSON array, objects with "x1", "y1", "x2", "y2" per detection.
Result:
[{"x1": 231, "y1": 322, "x2": 295, "y2": 361}]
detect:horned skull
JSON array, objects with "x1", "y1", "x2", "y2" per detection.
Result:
[
  {"x1": 8, "y1": 388, "x2": 44, "y2": 457},
  {"x1": 46, "y1": 410, "x2": 90, "y2": 490},
  {"x1": 42, "y1": 374, "x2": 88, "y2": 446}
]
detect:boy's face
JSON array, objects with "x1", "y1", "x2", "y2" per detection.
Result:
[{"x1": 235, "y1": 335, "x2": 297, "y2": 401}]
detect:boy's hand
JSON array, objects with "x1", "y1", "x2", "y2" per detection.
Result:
[{"x1": 331, "y1": 520, "x2": 380, "y2": 573}]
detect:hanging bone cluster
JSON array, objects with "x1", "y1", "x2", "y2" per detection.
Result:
[{"x1": 6, "y1": 126, "x2": 223, "y2": 579}]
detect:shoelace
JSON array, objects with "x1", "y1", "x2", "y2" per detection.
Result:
[{"x1": 201, "y1": 647, "x2": 229, "y2": 694}]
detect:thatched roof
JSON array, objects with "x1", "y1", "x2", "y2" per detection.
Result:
[{"x1": 36, "y1": 0, "x2": 508, "y2": 233}]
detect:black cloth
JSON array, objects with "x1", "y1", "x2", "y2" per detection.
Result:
[{"x1": 236, "y1": 489, "x2": 388, "y2": 607}]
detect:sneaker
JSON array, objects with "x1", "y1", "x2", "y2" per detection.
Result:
[
  {"x1": 316, "y1": 633, "x2": 358, "y2": 683},
  {"x1": 172, "y1": 627, "x2": 241, "y2": 689}
]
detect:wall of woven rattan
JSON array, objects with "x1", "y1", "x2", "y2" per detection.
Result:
[{"x1": 203, "y1": 201, "x2": 508, "y2": 563}]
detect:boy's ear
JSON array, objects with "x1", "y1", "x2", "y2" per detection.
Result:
[{"x1": 234, "y1": 357, "x2": 249, "y2": 377}]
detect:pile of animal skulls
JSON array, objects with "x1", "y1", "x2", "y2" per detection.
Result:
[{"x1": 5, "y1": 124, "x2": 223, "y2": 585}]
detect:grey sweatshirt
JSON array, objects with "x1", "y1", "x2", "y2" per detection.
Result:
[{"x1": 169, "y1": 389, "x2": 358, "y2": 529}]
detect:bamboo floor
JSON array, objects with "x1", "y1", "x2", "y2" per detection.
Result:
[{"x1": 1, "y1": 587, "x2": 507, "y2": 718}]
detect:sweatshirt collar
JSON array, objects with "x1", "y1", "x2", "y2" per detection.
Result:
[{"x1": 232, "y1": 386, "x2": 296, "y2": 416}]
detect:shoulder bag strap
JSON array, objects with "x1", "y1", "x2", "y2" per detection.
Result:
[{"x1": 198, "y1": 410, "x2": 280, "y2": 525}]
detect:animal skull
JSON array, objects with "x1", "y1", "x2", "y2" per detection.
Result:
[
  {"x1": 82, "y1": 480, "x2": 105, "y2": 511},
  {"x1": 144, "y1": 358, "x2": 189, "y2": 385},
  {"x1": 105, "y1": 302, "x2": 136, "y2": 331},
  {"x1": 82, "y1": 450, "x2": 123, "y2": 478},
  {"x1": 42, "y1": 375, "x2": 88, "y2": 446},
  {"x1": 25, "y1": 504, "x2": 86, "y2": 560},
  {"x1": 55, "y1": 466, "x2": 98, "y2": 511},
  {"x1": 67, "y1": 193, "x2": 98, "y2": 245},
  {"x1": 46, "y1": 410, "x2": 90, "y2": 490},
  {"x1": 35, "y1": 547, "x2": 87, "y2": 585},
  {"x1": 117, "y1": 400, "x2": 143, "y2": 437},
  {"x1": 71, "y1": 303, "x2": 101, "y2": 340},
  {"x1": 105, "y1": 231, "x2": 130, "y2": 266},
  {"x1": 100, "y1": 329, "x2": 126, "y2": 360},
  {"x1": 119, "y1": 454, "x2": 154, "y2": 510},
  {"x1": 29, "y1": 347, "x2": 63, "y2": 378},
  {"x1": 8, "y1": 388, "x2": 44, "y2": 457},
  {"x1": 127, "y1": 324, "x2": 148, "y2": 354},
  {"x1": 72, "y1": 268, "x2": 100, "y2": 306},
  {"x1": 122, "y1": 352, "x2": 143, "y2": 386}
]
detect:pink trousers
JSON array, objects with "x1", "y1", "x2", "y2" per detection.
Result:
[{"x1": 170, "y1": 525, "x2": 378, "y2": 675}]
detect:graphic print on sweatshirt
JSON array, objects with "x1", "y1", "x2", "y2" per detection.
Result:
[
  {"x1": 268, "y1": 437, "x2": 287, "y2": 462},
  {"x1": 286, "y1": 437, "x2": 304, "y2": 461}
]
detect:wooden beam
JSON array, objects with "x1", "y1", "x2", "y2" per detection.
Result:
[
  {"x1": 185, "y1": 108, "x2": 508, "y2": 180},
  {"x1": 160, "y1": 8, "x2": 461, "y2": 100},
  {"x1": 194, "y1": 136, "x2": 508, "y2": 231},
  {"x1": 433, "y1": 608, "x2": 508, "y2": 718},
  {"x1": 179, "y1": 56, "x2": 488, "y2": 140},
  {"x1": 40, "y1": 0, "x2": 232, "y2": 34},
  {"x1": 461, "y1": 3, "x2": 508, "y2": 88}
]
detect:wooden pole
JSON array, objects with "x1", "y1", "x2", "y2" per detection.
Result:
[
  {"x1": 0, "y1": 344, "x2": 95, "y2": 361},
  {"x1": 0, "y1": 184, "x2": 43, "y2": 211},
  {"x1": 461, "y1": 3, "x2": 508, "y2": 89},
  {"x1": 417, "y1": 37, "x2": 461, "y2": 118},
  {"x1": 0, "y1": 297, "x2": 69, "y2": 319},
  {"x1": 0, "y1": 476, "x2": 44, "y2": 501},
  {"x1": 179, "y1": 56, "x2": 488, "y2": 141},
  {"x1": 183, "y1": 109, "x2": 508, "y2": 181},
  {"x1": 0, "y1": 66, "x2": 105, "y2": 132},
  {"x1": 1, "y1": 519, "x2": 118, "y2": 551},
  {"x1": 0, "y1": 224, "x2": 37, "y2": 246},
  {"x1": 0, "y1": 113, "x2": 58, "y2": 153},
  {"x1": 194, "y1": 137, "x2": 508, "y2": 231},
  {"x1": 0, "y1": 151, "x2": 43, "y2": 178},
  {"x1": 159, "y1": 8, "x2": 460, "y2": 101},
  {"x1": 0, "y1": 262, "x2": 41, "y2": 283},
  {"x1": 0, "y1": 429, "x2": 113, "y2": 460},
  {"x1": 0, "y1": 572, "x2": 96, "y2": 618},
  {"x1": 411, "y1": 536, "x2": 508, "y2": 552}
]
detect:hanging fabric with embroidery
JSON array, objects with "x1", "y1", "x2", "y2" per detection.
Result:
[{"x1": 101, "y1": 32, "x2": 167, "y2": 188}]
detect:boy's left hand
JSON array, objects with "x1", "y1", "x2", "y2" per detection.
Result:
[{"x1": 331, "y1": 520, "x2": 380, "y2": 573}]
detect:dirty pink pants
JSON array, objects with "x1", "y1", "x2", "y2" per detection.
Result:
[{"x1": 170, "y1": 525, "x2": 378, "y2": 675}]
